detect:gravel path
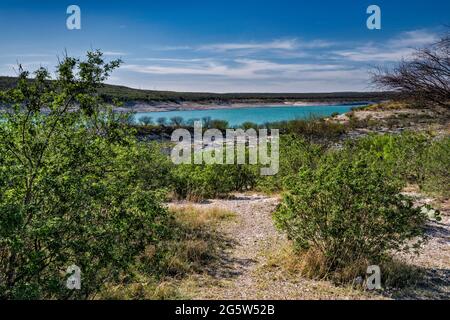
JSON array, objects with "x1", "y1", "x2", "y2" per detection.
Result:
[
  {"x1": 394, "y1": 192, "x2": 450, "y2": 299},
  {"x1": 172, "y1": 194, "x2": 377, "y2": 299},
  {"x1": 172, "y1": 193, "x2": 282, "y2": 299},
  {"x1": 171, "y1": 192, "x2": 450, "y2": 299}
]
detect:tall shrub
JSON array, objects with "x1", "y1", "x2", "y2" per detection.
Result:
[
  {"x1": 274, "y1": 150, "x2": 427, "y2": 280},
  {"x1": 0, "y1": 51, "x2": 168, "y2": 299}
]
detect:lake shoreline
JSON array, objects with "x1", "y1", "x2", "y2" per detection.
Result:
[
  {"x1": 116, "y1": 100, "x2": 374, "y2": 113},
  {"x1": 132, "y1": 103, "x2": 366, "y2": 126}
]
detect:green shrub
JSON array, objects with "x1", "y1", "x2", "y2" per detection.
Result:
[
  {"x1": 348, "y1": 132, "x2": 449, "y2": 196},
  {"x1": 209, "y1": 120, "x2": 229, "y2": 131},
  {"x1": 267, "y1": 118, "x2": 346, "y2": 141},
  {"x1": 274, "y1": 150, "x2": 427, "y2": 282},
  {"x1": 349, "y1": 132, "x2": 430, "y2": 183},
  {"x1": 421, "y1": 137, "x2": 450, "y2": 196},
  {"x1": 257, "y1": 135, "x2": 323, "y2": 192},
  {"x1": 172, "y1": 163, "x2": 257, "y2": 200},
  {"x1": 134, "y1": 141, "x2": 174, "y2": 194},
  {"x1": 0, "y1": 52, "x2": 168, "y2": 299},
  {"x1": 240, "y1": 122, "x2": 258, "y2": 130}
]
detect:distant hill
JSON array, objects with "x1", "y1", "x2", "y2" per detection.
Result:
[{"x1": 0, "y1": 76, "x2": 394, "y2": 105}]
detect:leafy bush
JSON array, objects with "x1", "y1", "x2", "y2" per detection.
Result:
[
  {"x1": 240, "y1": 122, "x2": 258, "y2": 130},
  {"x1": 172, "y1": 163, "x2": 257, "y2": 200},
  {"x1": 100, "y1": 206, "x2": 235, "y2": 299},
  {"x1": 256, "y1": 135, "x2": 323, "y2": 192},
  {"x1": 139, "y1": 115, "x2": 153, "y2": 125},
  {"x1": 421, "y1": 137, "x2": 450, "y2": 196},
  {"x1": 274, "y1": 150, "x2": 427, "y2": 282},
  {"x1": 349, "y1": 132, "x2": 449, "y2": 196},
  {"x1": 266, "y1": 118, "x2": 346, "y2": 141},
  {"x1": 170, "y1": 116, "x2": 184, "y2": 127},
  {"x1": 0, "y1": 52, "x2": 168, "y2": 299},
  {"x1": 134, "y1": 141, "x2": 174, "y2": 194},
  {"x1": 348, "y1": 132, "x2": 430, "y2": 182}
]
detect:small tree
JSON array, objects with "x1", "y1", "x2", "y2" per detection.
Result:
[
  {"x1": 241, "y1": 122, "x2": 258, "y2": 130},
  {"x1": 202, "y1": 116, "x2": 212, "y2": 128},
  {"x1": 139, "y1": 115, "x2": 153, "y2": 126},
  {"x1": 156, "y1": 117, "x2": 167, "y2": 126},
  {"x1": 0, "y1": 51, "x2": 168, "y2": 299},
  {"x1": 372, "y1": 33, "x2": 450, "y2": 108},
  {"x1": 209, "y1": 119, "x2": 229, "y2": 131},
  {"x1": 170, "y1": 116, "x2": 184, "y2": 127},
  {"x1": 274, "y1": 150, "x2": 427, "y2": 281}
]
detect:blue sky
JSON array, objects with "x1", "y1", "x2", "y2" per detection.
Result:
[{"x1": 0, "y1": 0, "x2": 448, "y2": 92}]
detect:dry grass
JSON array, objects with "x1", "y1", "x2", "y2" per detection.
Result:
[
  {"x1": 252, "y1": 239, "x2": 382, "y2": 299},
  {"x1": 259, "y1": 241, "x2": 423, "y2": 292},
  {"x1": 150, "y1": 206, "x2": 235, "y2": 277},
  {"x1": 99, "y1": 206, "x2": 235, "y2": 299},
  {"x1": 100, "y1": 280, "x2": 182, "y2": 300},
  {"x1": 171, "y1": 205, "x2": 236, "y2": 228},
  {"x1": 364, "y1": 101, "x2": 410, "y2": 111}
]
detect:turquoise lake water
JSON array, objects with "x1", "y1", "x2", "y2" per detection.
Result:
[{"x1": 134, "y1": 104, "x2": 362, "y2": 126}]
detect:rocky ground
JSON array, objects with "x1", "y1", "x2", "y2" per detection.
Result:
[
  {"x1": 393, "y1": 188, "x2": 450, "y2": 299},
  {"x1": 169, "y1": 190, "x2": 449, "y2": 300},
  {"x1": 331, "y1": 103, "x2": 450, "y2": 139}
]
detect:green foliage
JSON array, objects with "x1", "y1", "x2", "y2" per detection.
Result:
[
  {"x1": 265, "y1": 118, "x2": 346, "y2": 141},
  {"x1": 274, "y1": 148, "x2": 427, "y2": 281},
  {"x1": 256, "y1": 135, "x2": 323, "y2": 192},
  {"x1": 241, "y1": 121, "x2": 258, "y2": 130},
  {"x1": 169, "y1": 116, "x2": 184, "y2": 127},
  {"x1": 0, "y1": 51, "x2": 168, "y2": 299},
  {"x1": 420, "y1": 137, "x2": 450, "y2": 196},
  {"x1": 133, "y1": 142, "x2": 174, "y2": 194},
  {"x1": 0, "y1": 54, "x2": 445, "y2": 298},
  {"x1": 156, "y1": 117, "x2": 167, "y2": 126},
  {"x1": 172, "y1": 163, "x2": 256, "y2": 200},
  {"x1": 348, "y1": 132, "x2": 449, "y2": 196},
  {"x1": 209, "y1": 119, "x2": 229, "y2": 131},
  {"x1": 139, "y1": 115, "x2": 153, "y2": 125}
]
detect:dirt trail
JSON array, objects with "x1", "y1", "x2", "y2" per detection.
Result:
[
  {"x1": 172, "y1": 194, "x2": 377, "y2": 299},
  {"x1": 170, "y1": 192, "x2": 449, "y2": 299},
  {"x1": 172, "y1": 194, "x2": 282, "y2": 299}
]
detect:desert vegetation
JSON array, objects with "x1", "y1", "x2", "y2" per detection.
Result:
[{"x1": 0, "y1": 35, "x2": 449, "y2": 299}]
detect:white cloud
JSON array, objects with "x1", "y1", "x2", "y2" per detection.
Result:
[
  {"x1": 122, "y1": 58, "x2": 347, "y2": 80},
  {"x1": 103, "y1": 51, "x2": 128, "y2": 56},
  {"x1": 198, "y1": 39, "x2": 300, "y2": 51},
  {"x1": 96, "y1": 30, "x2": 442, "y2": 92},
  {"x1": 198, "y1": 38, "x2": 335, "y2": 52},
  {"x1": 333, "y1": 29, "x2": 438, "y2": 62},
  {"x1": 131, "y1": 57, "x2": 211, "y2": 63},
  {"x1": 152, "y1": 38, "x2": 334, "y2": 53},
  {"x1": 5, "y1": 61, "x2": 51, "y2": 68},
  {"x1": 333, "y1": 47, "x2": 416, "y2": 62},
  {"x1": 0, "y1": 53, "x2": 53, "y2": 58},
  {"x1": 388, "y1": 30, "x2": 438, "y2": 48}
]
